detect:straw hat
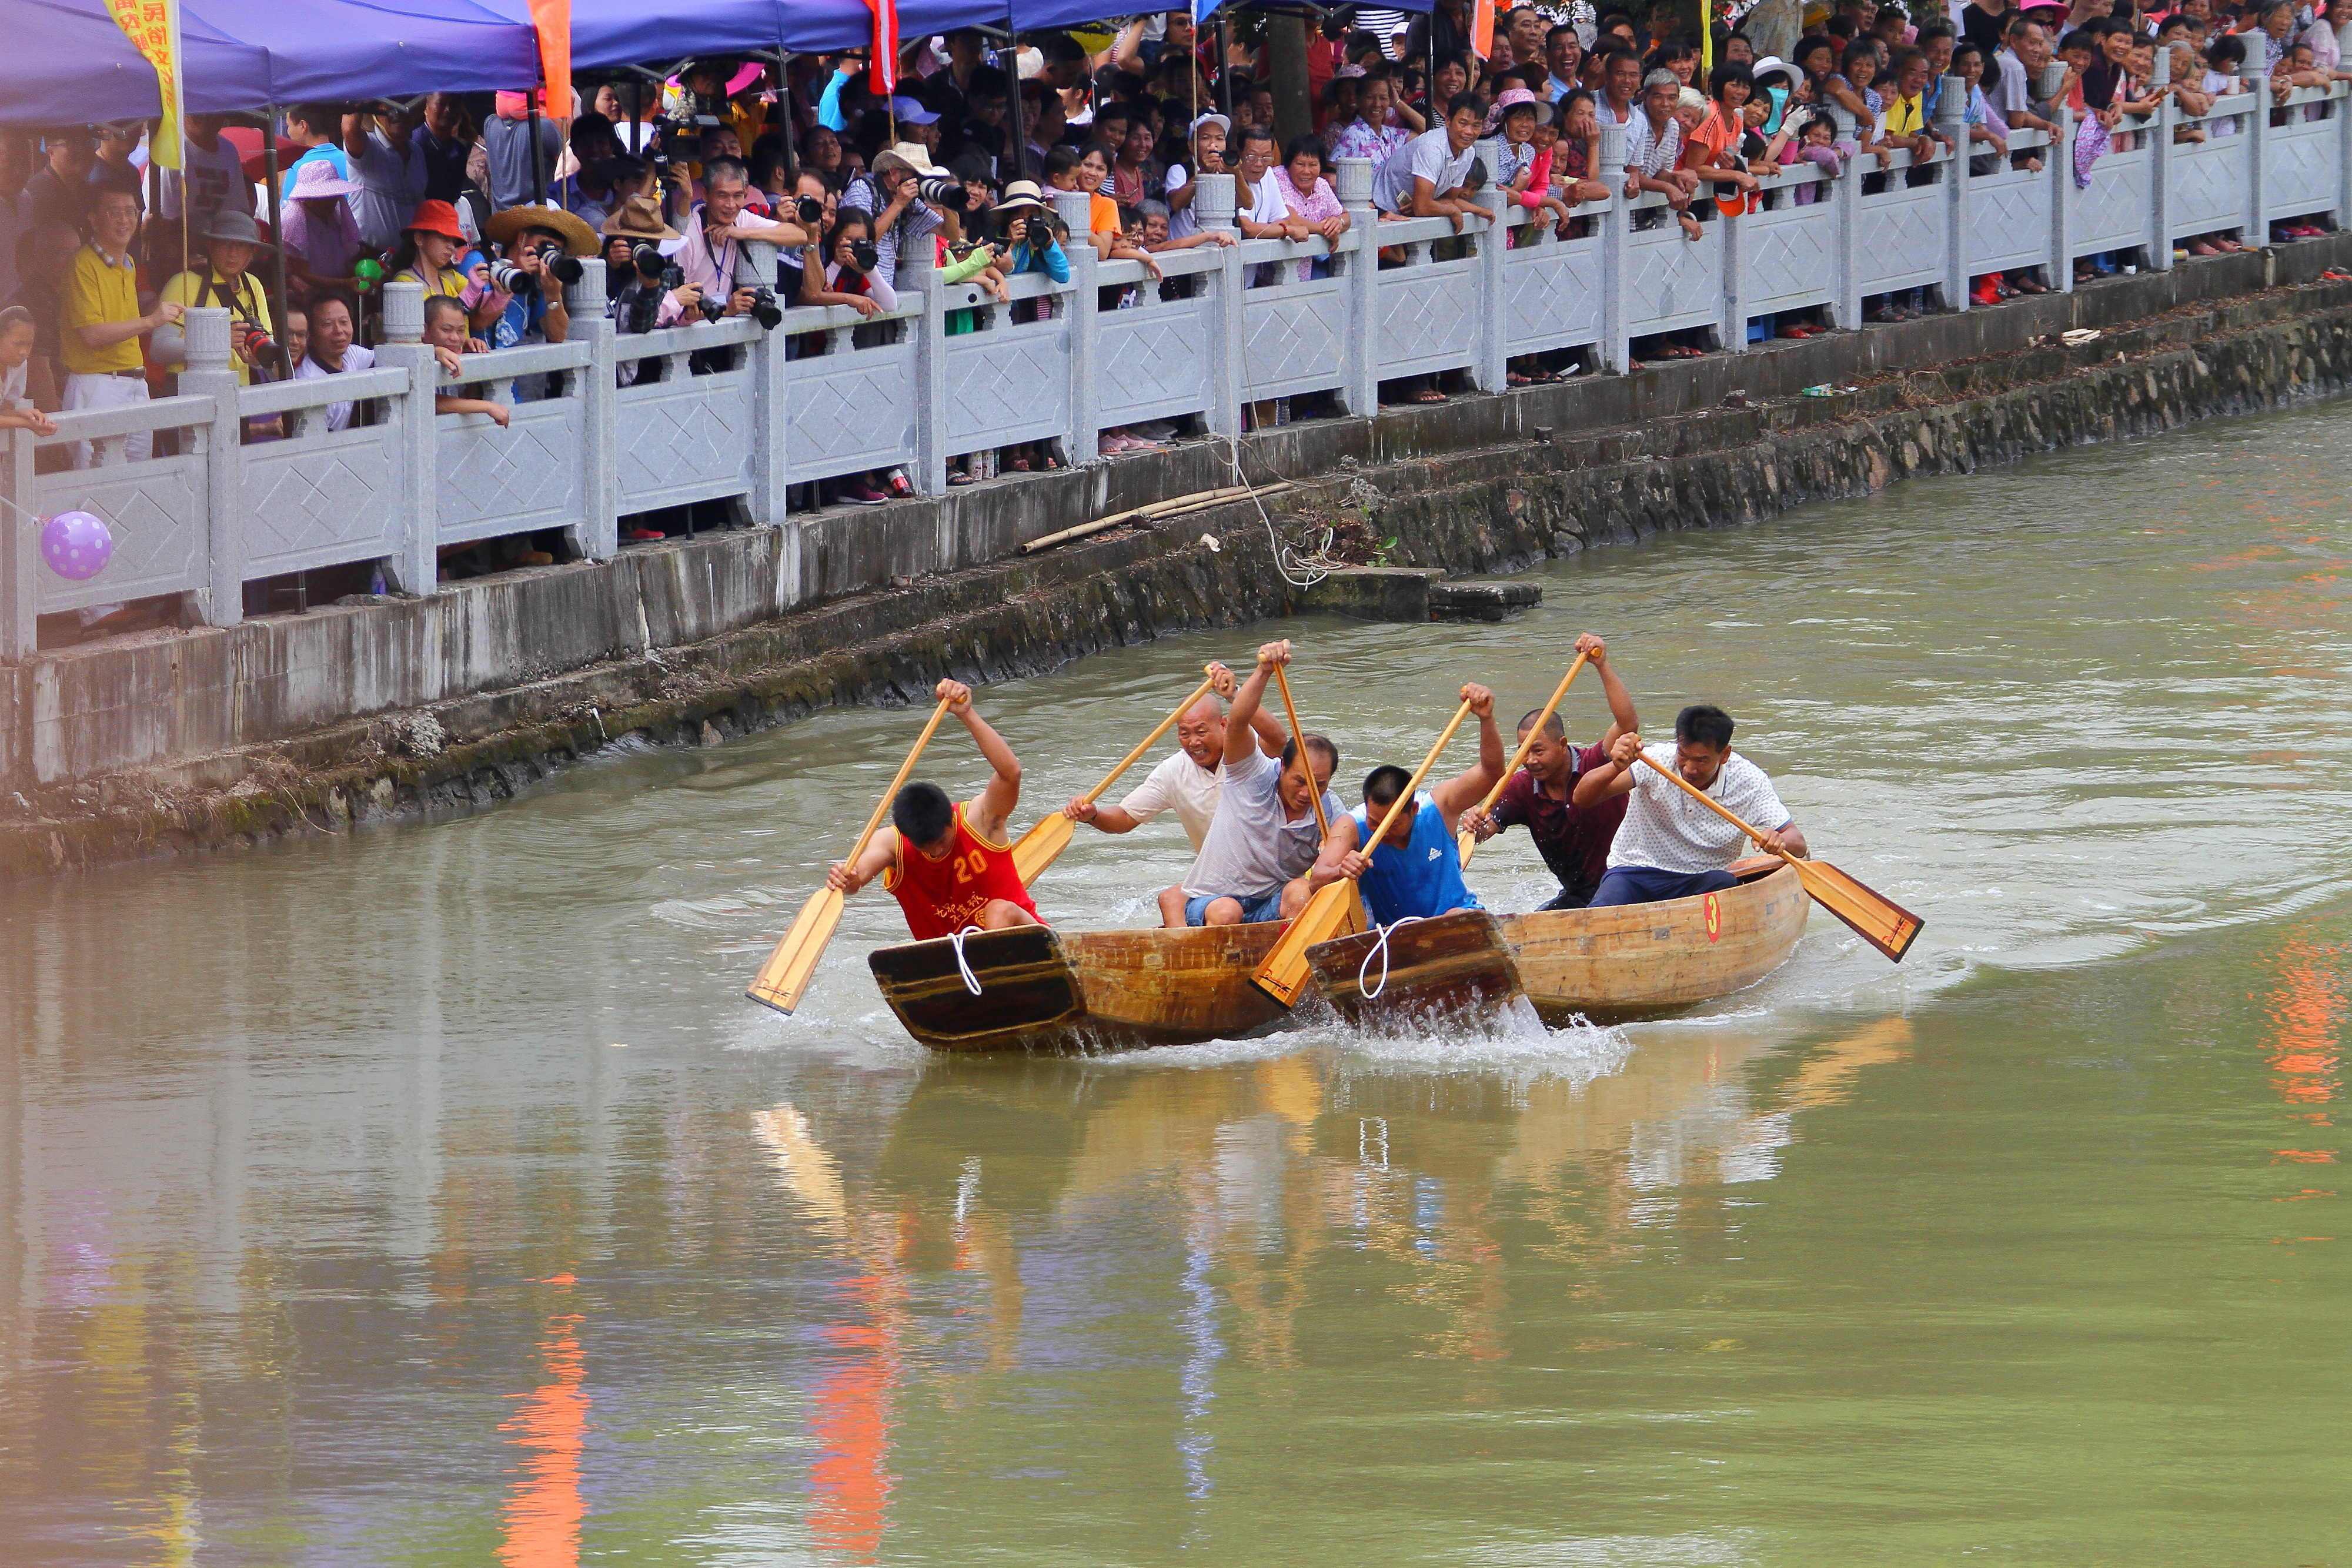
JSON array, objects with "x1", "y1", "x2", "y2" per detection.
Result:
[
  {"x1": 871, "y1": 141, "x2": 947, "y2": 179},
  {"x1": 599, "y1": 193, "x2": 680, "y2": 241},
  {"x1": 484, "y1": 201, "x2": 600, "y2": 257},
  {"x1": 995, "y1": 178, "x2": 1050, "y2": 216}
]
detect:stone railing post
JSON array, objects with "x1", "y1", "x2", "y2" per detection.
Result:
[
  {"x1": 2052, "y1": 105, "x2": 2080, "y2": 293},
  {"x1": 1332, "y1": 158, "x2": 1379, "y2": 416},
  {"x1": 1473, "y1": 139, "x2": 1511, "y2": 389},
  {"x1": 903, "y1": 242, "x2": 948, "y2": 497},
  {"x1": 1050, "y1": 189, "x2": 1101, "y2": 461},
  {"x1": 178, "y1": 306, "x2": 243, "y2": 628},
  {"x1": 373, "y1": 280, "x2": 439, "y2": 596},
  {"x1": 564, "y1": 258, "x2": 619, "y2": 561},
  {"x1": 1829, "y1": 99, "x2": 1864, "y2": 327},
  {"x1": 2244, "y1": 55, "x2": 2271, "y2": 242},
  {"x1": 2, "y1": 426, "x2": 34, "y2": 657},
  {"x1": 1937, "y1": 73, "x2": 1970, "y2": 312},
  {"x1": 1598, "y1": 122, "x2": 1631, "y2": 372},
  {"x1": 1722, "y1": 167, "x2": 1750, "y2": 352},
  {"x1": 1197, "y1": 170, "x2": 1247, "y2": 435},
  {"x1": 735, "y1": 240, "x2": 790, "y2": 529},
  {"x1": 2149, "y1": 46, "x2": 2176, "y2": 272},
  {"x1": 2338, "y1": 76, "x2": 2352, "y2": 230}
]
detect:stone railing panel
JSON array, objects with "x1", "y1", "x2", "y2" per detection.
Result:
[
  {"x1": 2263, "y1": 83, "x2": 2346, "y2": 226},
  {"x1": 1856, "y1": 152, "x2": 1952, "y2": 296},
  {"x1": 780, "y1": 303, "x2": 921, "y2": 486},
  {"x1": 614, "y1": 320, "x2": 763, "y2": 515},
  {"x1": 1371, "y1": 215, "x2": 1486, "y2": 379},
  {"x1": 940, "y1": 273, "x2": 1074, "y2": 459},
  {"x1": 1501, "y1": 211, "x2": 1605, "y2": 355},
  {"x1": 1965, "y1": 132, "x2": 2059, "y2": 276},
  {"x1": 433, "y1": 342, "x2": 594, "y2": 549},
  {"x1": 238, "y1": 370, "x2": 413, "y2": 580}
]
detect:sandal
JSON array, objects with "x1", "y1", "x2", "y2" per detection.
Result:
[
  {"x1": 949, "y1": 469, "x2": 977, "y2": 486},
  {"x1": 1008, "y1": 456, "x2": 1032, "y2": 472},
  {"x1": 1508, "y1": 372, "x2": 1533, "y2": 387},
  {"x1": 1409, "y1": 387, "x2": 1446, "y2": 403}
]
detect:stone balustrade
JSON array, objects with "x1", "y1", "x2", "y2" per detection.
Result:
[{"x1": 5, "y1": 62, "x2": 2346, "y2": 658}]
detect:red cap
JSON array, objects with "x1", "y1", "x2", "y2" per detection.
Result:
[{"x1": 404, "y1": 199, "x2": 467, "y2": 242}]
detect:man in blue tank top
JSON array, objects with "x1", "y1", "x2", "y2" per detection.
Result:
[{"x1": 1304, "y1": 683, "x2": 1505, "y2": 926}]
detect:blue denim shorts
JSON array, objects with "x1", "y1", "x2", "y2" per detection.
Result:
[{"x1": 1184, "y1": 890, "x2": 1286, "y2": 926}]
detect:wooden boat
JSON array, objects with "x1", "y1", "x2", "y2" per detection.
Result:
[
  {"x1": 1306, "y1": 859, "x2": 1809, "y2": 1029},
  {"x1": 869, "y1": 921, "x2": 1308, "y2": 1054}
]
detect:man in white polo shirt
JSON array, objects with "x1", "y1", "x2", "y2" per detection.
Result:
[
  {"x1": 1062, "y1": 660, "x2": 1288, "y2": 923},
  {"x1": 1571, "y1": 703, "x2": 1808, "y2": 907}
]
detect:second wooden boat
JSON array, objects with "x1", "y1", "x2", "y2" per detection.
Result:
[
  {"x1": 1307, "y1": 859, "x2": 1809, "y2": 1029},
  {"x1": 870, "y1": 921, "x2": 1307, "y2": 1053}
]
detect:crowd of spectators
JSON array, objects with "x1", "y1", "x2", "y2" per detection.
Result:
[{"x1": 1, "y1": 0, "x2": 2344, "y2": 599}]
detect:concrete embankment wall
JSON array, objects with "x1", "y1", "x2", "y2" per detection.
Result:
[{"x1": 8, "y1": 241, "x2": 2352, "y2": 875}]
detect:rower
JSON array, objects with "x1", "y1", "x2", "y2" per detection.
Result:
[
  {"x1": 1305, "y1": 684, "x2": 1504, "y2": 925},
  {"x1": 1571, "y1": 704, "x2": 1808, "y2": 907},
  {"x1": 1060, "y1": 661, "x2": 1288, "y2": 925},
  {"x1": 1173, "y1": 641, "x2": 1344, "y2": 927},
  {"x1": 824, "y1": 680, "x2": 1044, "y2": 938},
  {"x1": 1461, "y1": 632, "x2": 1641, "y2": 910}
]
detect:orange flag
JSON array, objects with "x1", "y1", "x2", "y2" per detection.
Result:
[
  {"x1": 526, "y1": 0, "x2": 570, "y2": 105},
  {"x1": 1470, "y1": 0, "x2": 1496, "y2": 59}
]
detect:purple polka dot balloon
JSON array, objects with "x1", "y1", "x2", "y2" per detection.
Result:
[{"x1": 40, "y1": 510, "x2": 114, "y2": 582}]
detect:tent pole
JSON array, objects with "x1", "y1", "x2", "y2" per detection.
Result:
[
  {"x1": 529, "y1": 103, "x2": 549, "y2": 205},
  {"x1": 262, "y1": 108, "x2": 293, "y2": 382},
  {"x1": 1221, "y1": 15, "x2": 1234, "y2": 117},
  {"x1": 1005, "y1": 33, "x2": 1028, "y2": 182}
]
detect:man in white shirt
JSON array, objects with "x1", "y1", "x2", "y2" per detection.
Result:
[
  {"x1": 1370, "y1": 95, "x2": 1491, "y2": 220},
  {"x1": 1061, "y1": 661, "x2": 1289, "y2": 921},
  {"x1": 1175, "y1": 641, "x2": 1345, "y2": 927},
  {"x1": 290, "y1": 295, "x2": 373, "y2": 432},
  {"x1": 1571, "y1": 703, "x2": 1808, "y2": 907}
]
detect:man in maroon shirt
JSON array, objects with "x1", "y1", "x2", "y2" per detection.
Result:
[{"x1": 1462, "y1": 633, "x2": 1641, "y2": 910}]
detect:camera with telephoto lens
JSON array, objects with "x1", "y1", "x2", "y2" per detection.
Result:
[
  {"x1": 794, "y1": 194, "x2": 824, "y2": 226},
  {"x1": 487, "y1": 256, "x2": 536, "y2": 296},
  {"x1": 630, "y1": 242, "x2": 670, "y2": 282},
  {"x1": 238, "y1": 322, "x2": 275, "y2": 361},
  {"x1": 847, "y1": 238, "x2": 880, "y2": 276},
  {"x1": 544, "y1": 255, "x2": 584, "y2": 287},
  {"x1": 915, "y1": 173, "x2": 971, "y2": 212}
]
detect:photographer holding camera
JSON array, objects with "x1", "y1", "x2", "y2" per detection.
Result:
[
  {"x1": 674, "y1": 156, "x2": 808, "y2": 320},
  {"x1": 597, "y1": 194, "x2": 711, "y2": 394},
  {"x1": 476, "y1": 203, "x2": 599, "y2": 350},
  {"x1": 849, "y1": 142, "x2": 968, "y2": 286},
  {"x1": 152, "y1": 207, "x2": 278, "y2": 388}
]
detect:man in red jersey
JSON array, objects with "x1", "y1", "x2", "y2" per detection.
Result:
[{"x1": 825, "y1": 679, "x2": 1043, "y2": 938}]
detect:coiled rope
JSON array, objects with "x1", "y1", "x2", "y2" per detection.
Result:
[
  {"x1": 947, "y1": 924, "x2": 988, "y2": 997},
  {"x1": 1357, "y1": 915, "x2": 1425, "y2": 1002}
]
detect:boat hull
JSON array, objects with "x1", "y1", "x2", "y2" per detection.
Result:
[
  {"x1": 870, "y1": 921, "x2": 1302, "y2": 1053},
  {"x1": 1305, "y1": 861, "x2": 1809, "y2": 1029}
]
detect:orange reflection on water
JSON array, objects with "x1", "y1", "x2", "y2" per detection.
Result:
[
  {"x1": 2260, "y1": 937, "x2": 2344, "y2": 1112},
  {"x1": 809, "y1": 1258, "x2": 900, "y2": 1562},
  {"x1": 498, "y1": 1290, "x2": 589, "y2": 1568}
]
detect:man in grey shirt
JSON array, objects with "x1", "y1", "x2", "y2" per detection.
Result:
[
  {"x1": 1178, "y1": 641, "x2": 1345, "y2": 927},
  {"x1": 1370, "y1": 95, "x2": 1489, "y2": 220},
  {"x1": 484, "y1": 95, "x2": 564, "y2": 210}
]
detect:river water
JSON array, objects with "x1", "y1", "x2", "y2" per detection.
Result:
[{"x1": 5, "y1": 402, "x2": 2350, "y2": 1564}]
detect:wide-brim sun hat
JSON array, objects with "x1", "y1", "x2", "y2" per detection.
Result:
[
  {"x1": 484, "y1": 202, "x2": 600, "y2": 257},
  {"x1": 403, "y1": 199, "x2": 469, "y2": 242},
  {"x1": 600, "y1": 193, "x2": 680, "y2": 241},
  {"x1": 289, "y1": 159, "x2": 359, "y2": 199},
  {"x1": 200, "y1": 207, "x2": 276, "y2": 249},
  {"x1": 871, "y1": 140, "x2": 947, "y2": 179},
  {"x1": 1485, "y1": 86, "x2": 1555, "y2": 130}
]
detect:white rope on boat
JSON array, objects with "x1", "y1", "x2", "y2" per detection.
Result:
[
  {"x1": 947, "y1": 924, "x2": 988, "y2": 997},
  {"x1": 1357, "y1": 916, "x2": 1425, "y2": 1002}
]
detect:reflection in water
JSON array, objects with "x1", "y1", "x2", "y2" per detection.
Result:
[
  {"x1": 7, "y1": 399, "x2": 2352, "y2": 1562},
  {"x1": 499, "y1": 1282, "x2": 588, "y2": 1568}
]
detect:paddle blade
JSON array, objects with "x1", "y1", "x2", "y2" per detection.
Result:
[
  {"x1": 1010, "y1": 813, "x2": 1077, "y2": 886},
  {"x1": 1456, "y1": 828, "x2": 1479, "y2": 871},
  {"x1": 1790, "y1": 857, "x2": 1924, "y2": 963},
  {"x1": 746, "y1": 885, "x2": 847, "y2": 1015},
  {"x1": 1251, "y1": 880, "x2": 1363, "y2": 1008}
]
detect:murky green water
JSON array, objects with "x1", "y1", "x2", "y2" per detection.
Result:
[{"x1": 5, "y1": 403, "x2": 2350, "y2": 1565}]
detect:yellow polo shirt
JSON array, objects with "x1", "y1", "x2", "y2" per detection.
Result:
[
  {"x1": 159, "y1": 268, "x2": 277, "y2": 386},
  {"x1": 1884, "y1": 92, "x2": 1927, "y2": 139},
  {"x1": 59, "y1": 245, "x2": 144, "y2": 376}
]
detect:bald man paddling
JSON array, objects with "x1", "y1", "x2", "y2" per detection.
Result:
[
  {"x1": 826, "y1": 680, "x2": 1044, "y2": 938},
  {"x1": 1060, "y1": 660, "x2": 1288, "y2": 924},
  {"x1": 1303, "y1": 683, "x2": 1505, "y2": 925}
]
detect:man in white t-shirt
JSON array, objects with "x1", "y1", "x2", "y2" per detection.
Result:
[
  {"x1": 1369, "y1": 95, "x2": 1491, "y2": 220},
  {"x1": 291, "y1": 295, "x2": 374, "y2": 432},
  {"x1": 1175, "y1": 641, "x2": 1345, "y2": 927},
  {"x1": 1062, "y1": 661, "x2": 1288, "y2": 922},
  {"x1": 1571, "y1": 703, "x2": 1808, "y2": 907}
]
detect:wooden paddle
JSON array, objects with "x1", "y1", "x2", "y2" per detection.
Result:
[
  {"x1": 1253, "y1": 693, "x2": 1478, "y2": 1008},
  {"x1": 746, "y1": 694, "x2": 957, "y2": 1015},
  {"x1": 1010, "y1": 664, "x2": 1221, "y2": 885},
  {"x1": 1632, "y1": 753, "x2": 1924, "y2": 962},
  {"x1": 1270, "y1": 664, "x2": 1334, "y2": 839},
  {"x1": 1456, "y1": 650, "x2": 1589, "y2": 870}
]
